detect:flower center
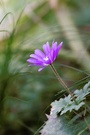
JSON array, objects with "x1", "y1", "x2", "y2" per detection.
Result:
[{"x1": 43, "y1": 56, "x2": 49, "y2": 61}]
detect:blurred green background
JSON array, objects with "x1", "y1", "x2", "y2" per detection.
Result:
[{"x1": 0, "y1": 0, "x2": 90, "y2": 135}]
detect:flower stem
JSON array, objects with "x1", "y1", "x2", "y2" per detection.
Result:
[{"x1": 50, "y1": 64, "x2": 76, "y2": 102}]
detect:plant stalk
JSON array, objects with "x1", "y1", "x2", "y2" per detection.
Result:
[{"x1": 50, "y1": 64, "x2": 76, "y2": 102}]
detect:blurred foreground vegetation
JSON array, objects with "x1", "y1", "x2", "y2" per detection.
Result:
[{"x1": 0, "y1": 0, "x2": 90, "y2": 135}]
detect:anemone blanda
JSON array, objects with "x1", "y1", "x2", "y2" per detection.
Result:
[{"x1": 27, "y1": 41, "x2": 63, "y2": 71}]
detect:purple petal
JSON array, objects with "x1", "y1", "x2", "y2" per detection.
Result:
[
  {"x1": 47, "y1": 50, "x2": 53, "y2": 64},
  {"x1": 53, "y1": 50, "x2": 57, "y2": 61},
  {"x1": 52, "y1": 42, "x2": 57, "y2": 60},
  {"x1": 38, "y1": 67, "x2": 45, "y2": 72},
  {"x1": 52, "y1": 42, "x2": 57, "y2": 50},
  {"x1": 43, "y1": 42, "x2": 51, "y2": 55},
  {"x1": 27, "y1": 58, "x2": 38, "y2": 63},
  {"x1": 57, "y1": 42, "x2": 63, "y2": 53},
  {"x1": 30, "y1": 54, "x2": 44, "y2": 62},
  {"x1": 34, "y1": 49, "x2": 45, "y2": 58},
  {"x1": 27, "y1": 58, "x2": 43, "y2": 66}
]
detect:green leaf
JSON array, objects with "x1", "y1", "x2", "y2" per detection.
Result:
[
  {"x1": 40, "y1": 115, "x2": 90, "y2": 135},
  {"x1": 50, "y1": 95, "x2": 72, "y2": 116},
  {"x1": 40, "y1": 116, "x2": 71, "y2": 135},
  {"x1": 61, "y1": 101, "x2": 84, "y2": 115},
  {"x1": 74, "y1": 81, "x2": 90, "y2": 102},
  {"x1": 50, "y1": 82, "x2": 90, "y2": 116}
]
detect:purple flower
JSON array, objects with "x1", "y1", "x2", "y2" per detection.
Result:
[{"x1": 27, "y1": 41, "x2": 63, "y2": 71}]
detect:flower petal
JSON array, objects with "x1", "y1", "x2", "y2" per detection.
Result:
[
  {"x1": 52, "y1": 42, "x2": 57, "y2": 50},
  {"x1": 27, "y1": 58, "x2": 43, "y2": 66},
  {"x1": 30, "y1": 54, "x2": 44, "y2": 62},
  {"x1": 57, "y1": 42, "x2": 63, "y2": 53},
  {"x1": 43, "y1": 42, "x2": 51, "y2": 55},
  {"x1": 38, "y1": 67, "x2": 45, "y2": 72},
  {"x1": 35, "y1": 49, "x2": 45, "y2": 58},
  {"x1": 48, "y1": 50, "x2": 54, "y2": 63}
]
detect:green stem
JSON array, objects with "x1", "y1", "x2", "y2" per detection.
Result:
[{"x1": 50, "y1": 64, "x2": 76, "y2": 102}]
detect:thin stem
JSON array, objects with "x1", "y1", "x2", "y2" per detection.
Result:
[{"x1": 50, "y1": 64, "x2": 76, "y2": 102}]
